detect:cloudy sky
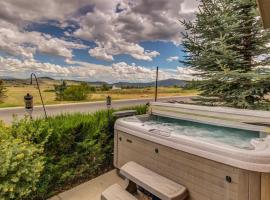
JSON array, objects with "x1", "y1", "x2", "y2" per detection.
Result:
[{"x1": 0, "y1": 0, "x2": 198, "y2": 83}]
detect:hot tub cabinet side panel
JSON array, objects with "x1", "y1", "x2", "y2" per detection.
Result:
[
  {"x1": 261, "y1": 173, "x2": 270, "y2": 200},
  {"x1": 113, "y1": 129, "x2": 119, "y2": 168},
  {"x1": 114, "y1": 131, "x2": 261, "y2": 200}
]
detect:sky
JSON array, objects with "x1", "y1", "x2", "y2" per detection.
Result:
[{"x1": 0, "y1": 0, "x2": 199, "y2": 83}]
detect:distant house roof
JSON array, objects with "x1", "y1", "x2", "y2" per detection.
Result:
[
  {"x1": 112, "y1": 85, "x2": 121, "y2": 90},
  {"x1": 257, "y1": 0, "x2": 270, "y2": 28}
]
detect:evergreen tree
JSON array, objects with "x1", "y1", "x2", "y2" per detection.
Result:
[
  {"x1": 181, "y1": 0, "x2": 270, "y2": 108},
  {"x1": 54, "y1": 80, "x2": 67, "y2": 101}
]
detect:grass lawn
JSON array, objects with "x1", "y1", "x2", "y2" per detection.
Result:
[{"x1": 0, "y1": 86, "x2": 198, "y2": 108}]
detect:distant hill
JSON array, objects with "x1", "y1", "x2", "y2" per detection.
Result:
[
  {"x1": 0, "y1": 76, "x2": 15, "y2": 80},
  {"x1": 113, "y1": 79, "x2": 187, "y2": 88},
  {"x1": 1, "y1": 77, "x2": 187, "y2": 87},
  {"x1": 1, "y1": 77, "x2": 105, "y2": 86}
]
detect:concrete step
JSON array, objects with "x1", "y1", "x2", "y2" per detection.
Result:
[
  {"x1": 101, "y1": 184, "x2": 137, "y2": 200},
  {"x1": 120, "y1": 161, "x2": 188, "y2": 200}
]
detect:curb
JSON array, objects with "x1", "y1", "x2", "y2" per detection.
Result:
[{"x1": 0, "y1": 96, "x2": 195, "y2": 111}]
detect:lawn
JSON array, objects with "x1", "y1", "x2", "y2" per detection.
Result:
[{"x1": 0, "y1": 85, "x2": 198, "y2": 108}]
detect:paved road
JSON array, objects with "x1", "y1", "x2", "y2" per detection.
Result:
[{"x1": 0, "y1": 96, "x2": 193, "y2": 124}]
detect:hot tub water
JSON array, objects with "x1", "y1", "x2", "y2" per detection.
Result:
[{"x1": 126, "y1": 115, "x2": 263, "y2": 150}]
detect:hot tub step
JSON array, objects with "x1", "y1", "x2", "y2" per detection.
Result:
[
  {"x1": 120, "y1": 161, "x2": 188, "y2": 200},
  {"x1": 101, "y1": 184, "x2": 138, "y2": 200}
]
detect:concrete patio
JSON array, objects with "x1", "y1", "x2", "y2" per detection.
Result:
[{"x1": 49, "y1": 170, "x2": 125, "y2": 200}]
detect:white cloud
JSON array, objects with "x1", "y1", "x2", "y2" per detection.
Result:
[
  {"x1": 0, "y1": 56, "x2": 197, "y2": 82},
  {"x1": 0, "y1": 0, "x2": 198, "y2": 75},
  {"x1": 0, "y1": 0, "x2": 199, "y2": 63},
  {"x1": 176, "y1": 66, "x2": 199, "y2": 80},
  {"x1": 74, "y1": 9, "x2": 161, "y2": 61},
  {"x1": 89, "y1": 47, "x2": 114, "y2": 61},
  {"x1": 0, "y1": 24, "x2": 87, "y2": 59},
  {"x1": 0, "y1": 0, "x2": 93, "y2": 26},
  {"x1": 167, "y1": 56, "x2": 179, "y2": 62},
  {"x1": 73, "y1": 0, "x2": 198, "y2": 61}
]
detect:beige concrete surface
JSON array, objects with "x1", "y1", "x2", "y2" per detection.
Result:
[{"x1": 49, "y1": 170, "x2": 125, "y2": 200}]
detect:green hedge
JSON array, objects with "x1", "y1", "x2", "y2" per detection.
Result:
[{"x1": 0, "y1": 105, "x2": 147, "y2": 200}]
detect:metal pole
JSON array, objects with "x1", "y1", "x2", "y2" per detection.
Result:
[
  {"x1": 30, "y1": 73, "x2": 48, "y2": 119},
  {"x1": 155, "y1": 66, "x2": 159, "y2": 102}
]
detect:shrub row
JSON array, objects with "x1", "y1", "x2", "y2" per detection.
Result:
[{"x1": 0, "y1": 105, "x2": 148, "y2": 200}]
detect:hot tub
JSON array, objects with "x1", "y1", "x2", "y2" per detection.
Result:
[{"x1": 114, "y1": 102, "x2": 270, "y2": 200}]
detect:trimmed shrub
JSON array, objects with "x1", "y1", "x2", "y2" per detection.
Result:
[
  {"x1": 0, "y1": 121, "x2": 45, "y2": 200},
  {"x1": 120, "y1": 104, "x2": 148, "y2": 115},
  {"x1": 0, "y1": 105, "x2": 148, "y2": 199},
  {"x1": 10, "y1": 117, "x2": 52, "y2": 145},
  {"x1": 62, "y1": 83, "x2": 90, "y2": 101},
  {"x1": 32, "y1": 110, "x2": 115, "y2": 199}
]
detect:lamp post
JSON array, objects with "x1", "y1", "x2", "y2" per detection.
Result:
[{"x1": 24, "y1": 93, "x2": 33, "y2": 119}]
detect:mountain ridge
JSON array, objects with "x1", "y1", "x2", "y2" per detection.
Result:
[{"x1": 0, "y1": 77, "x2": 187, "y2": 87}]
